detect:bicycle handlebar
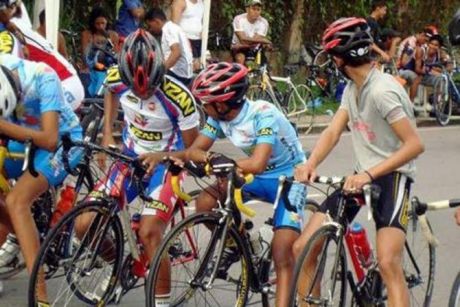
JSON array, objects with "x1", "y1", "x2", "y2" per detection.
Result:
[
  {"x1": 163, "y1": 156, "x2": 256, "y2": 218},
  {"x1": 61, "y1": 134, "x2": 151, "y2": 202}
]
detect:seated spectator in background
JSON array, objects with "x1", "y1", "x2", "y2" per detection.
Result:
[
  {"x1": 36, "y1": 10, "x2": 68, "y2": 59},
  {"x1": 115, "y1": 0, "x2": 144, "y2": 40},
  {"x1": 380, "y1": 28, "x2": 401, "y2": 60},
  {"x1": 412, "y1": 34, "x2": 451, "y2": 92},
  {"x1": 366, "y1": 0, "x2": 391, "y2": 62},
  {"x1": 171, "y1": 0, "x2": 204, "y2": 72},
  {"x1": 81, "y1": 6, "x2": 119, "y2": 97},
  {"x1": 231, "y1": 0, "x2": 271, "y2": 65},
  {"x1": 397, "y1": 26, "x2": 436, "y2": 100},
  {"x1": 146, "y1": 8, "x2": 193, "y2": 86}
]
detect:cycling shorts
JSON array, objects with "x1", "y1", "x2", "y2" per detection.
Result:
[
  {"x1": 92, "y1": 155, "x2": 185, "y2": 223},
  {"x1": 243, "y1": 176, "x2": 307, "y2": 232},
  {"x1": 319, "y1": 172, "x2": 412, "y2": 233},
  {"x1": 4, "y1": 131, "x2": 83, "y2": 187}
]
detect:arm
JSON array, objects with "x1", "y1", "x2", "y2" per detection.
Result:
[
  {"x1": 234, "y1": 31, "x2": 271, "y2": 45},
  {"x1": 0, "y1": 111, "x2": 59, "y2": 151},
  {"x1": 366, "y1": 118, "x2": 424, "y2": 180},
  {"x1": 414, "y1": 46, "x2": 425, "y2": 75},
  {"x1": 171, "y1": 0, "x2": 186, "y2": 24},
  {"x1": 101, "y1": 90, "x2": 119, "y2": 147},
  {"x1": 294, "y1": 108, "x2": 349, "y2": 183},
  {"x1": 57, "y1": 32, "x2": 69, "y2": 59},
  {"x1": 109, "y1": 31, "x2": 120, "y2": 53},
  {"x1": 80, "y1": 30, "x2": 91, "y2": 71},
  {"x1": 165, "y1": 43, "x2": 181, "y2": 70},
  {"x1": 387, "y1": 37, "x2": 401, "y2": 59},
  {"x1": 371, "y1": 43, "x2": 390, "y2": 62},
  {"x1": 236, "y1": 143, "x2": 272, "y2": 174}
]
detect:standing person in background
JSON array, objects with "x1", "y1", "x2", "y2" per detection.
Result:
[
  {"x1": 114, "y1": 0, "x2": 144, "y2": 41},
  {"x1": 36, "y1": 10, "x2": 68, "y2": 59},
  {"x1": 81, "y1": 6, "x2": 119, "y2": 97},
  {"x1": 366, "y1": 0, "x2": 391, "y2": 62},
  {"x1": 146, "y1": 8, "x2": 193, "y2": 86},
  {"x1": 171, "y1": 0, "x2": 204, "y2": 72},
  {"x1": 231, "y1": 0, "x2": 271, "y2": 65}
]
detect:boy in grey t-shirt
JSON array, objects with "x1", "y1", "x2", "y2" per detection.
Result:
[{"x1": 294, "y1": 17, "x2": 424, "y2": 307}]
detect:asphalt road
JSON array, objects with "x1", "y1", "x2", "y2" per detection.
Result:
[{"x1": 1, "y1": 125, "x2": 460, "y2": 306}]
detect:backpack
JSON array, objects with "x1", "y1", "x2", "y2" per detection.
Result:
[{"x1": 448, "y1": 9, "x2": 460, "y2": 46}]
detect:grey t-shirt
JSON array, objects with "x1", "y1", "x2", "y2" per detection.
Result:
[{"x1": 340, "y1": 68, "x2": 417, "y2": 179}]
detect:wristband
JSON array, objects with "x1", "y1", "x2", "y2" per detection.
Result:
[{"x1": 364, "y1": 170, "x2": 374, "y2": 181}]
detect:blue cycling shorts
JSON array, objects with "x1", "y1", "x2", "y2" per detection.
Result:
[
  {"x1": 243, "y1": 176, "x2": 307, "y2": 232},
  {"x1": 4, "y1": 131, "x2": 83, "y2": 187}
]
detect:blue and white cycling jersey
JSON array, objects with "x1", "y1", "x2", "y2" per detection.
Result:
[
  {"x1": 0, "y1": 54, "x2": 81, "y2": 135},
  {"x1": 201, "y1": 99, "x2": 306, "y2": 178},
  {"x1": 0, "y1": 54, "x2": 82, "y2": 186}
]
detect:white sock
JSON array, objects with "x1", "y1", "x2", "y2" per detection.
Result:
[{"x1": 155, "y1": 293, "x2": 171, "y2": 307}]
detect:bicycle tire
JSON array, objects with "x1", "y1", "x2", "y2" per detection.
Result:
[
  {"x1": 403, "y1": 215, "x2": 435, "y2": 306},
  {"x1": 145, "y1": 211, "x2": 251, "y2": 307},
  {"x1": 449, "y1": 272, "x2": 460, "y2": 307},
  {"x1": 288, "y1": 224, "x2": 347, "y2": 307},
  {"x1": 247, "y1": 85, "x2": 286, "y2": 116},
  {"x1": 28, "y1": 199, "x2": 124, "y2": 306},
  {"x1": 433, "y1": 76, "x2": 452, "y2": 126},
  {"x1": 286, "y1": 84, "x2": 316, "y2": 134}
]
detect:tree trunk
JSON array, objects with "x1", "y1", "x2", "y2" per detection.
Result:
[{"x1": 285, "y1": 0, "x2": 305, "y2": 63}]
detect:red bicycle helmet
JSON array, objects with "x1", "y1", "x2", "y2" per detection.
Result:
[
  {"x1": 118, "y1": 29, "x2": 164, "y2": 98},
  {"x1": 192, "y1": 62, "x2": 249, "y2": 105},
  {"x1": 423, "y1": 25, "x2": 439, "y2": 38},
  {"x1": 322, "y1": 17, "x2": 373, "y2": 59}
]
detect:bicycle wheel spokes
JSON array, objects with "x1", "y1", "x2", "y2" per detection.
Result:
[
  {"x1": 403, "y1": 216, "x2": 435, "y2": 307},
  {"x1": 289, "y1": 225, "x2": 347, "y2": 307},
  {"x1": 147, "y1": 213, "x2": 250, "y2": 307},
  {"x1": 29, "y1": 201, "x2": 124, "y2": 306},
  {"x1": 433, "y1": 77, "x2": 452, "y2": 126}
]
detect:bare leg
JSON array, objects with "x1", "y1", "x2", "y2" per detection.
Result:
[
  {"x1": 292, "y1": 212, "x2": 327, "y2": 307},
  {"x1": 376, "y1": 227, "x2": 409, "y2": 307},
  {"x1": 5, "y1": 172, "x2": 48, "y2": 301}
]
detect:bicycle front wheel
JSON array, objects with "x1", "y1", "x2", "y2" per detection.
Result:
[
  {"x1": 145, "y1": 211, "x2": 251, "y2": 307},
  {"x1": 433, "y1": 77, "x2": 452, "y2": 126},
  {"x1": 289, "y1": 224, "x2": 347, "y2": 307},
  {"x1": 403, "y1": 215, "x2": 435, "y2": 306},
  {"x1": 449, "y1": 272, "x2": 460, "y2": 307},
  {"x1": 28, "y1": 200, "x2": 124, "y2": 306},
  {"x1": 287, "y1": 84, "x2": 315, "y2": 134}
]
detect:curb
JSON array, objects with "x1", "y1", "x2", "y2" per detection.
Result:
[{"x1": 297, "y1": 115, "x2": 460, "y2": 135}]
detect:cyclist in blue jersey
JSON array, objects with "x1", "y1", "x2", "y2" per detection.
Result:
[
  {"x1": 0, "y1": 53, "x2": 82, "y2": 303},
  {"x1": 140, "y1": 62, "x2": 307, "y2": 306}
]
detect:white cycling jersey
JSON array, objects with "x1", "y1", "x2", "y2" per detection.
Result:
[
  {"x1": 9, "y1": 17, "x2": 84, "y2": 110},
  {"x1": 106, "y1": 66, "x2": 199, "y2": 154}
]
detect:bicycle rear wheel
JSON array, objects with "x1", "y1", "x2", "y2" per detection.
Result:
[
  {"x1": 432, "y1": 77, "x2": 452, "y2": 126},
  {"x1": 449, "y1": 272, "x2": 460, "y2": 307},
  {"x1": 403, "y1": 215, "x2": 435, "y2": 306},
  {"x1": 145, "y1": 211, "x2": 251, "y2": 307},
  {"x1": 28, "y1": 200, "x2": 124, "y2": 306},
  {"x1": 289, "y1": 224, "x2": 347, "y2": 307}
]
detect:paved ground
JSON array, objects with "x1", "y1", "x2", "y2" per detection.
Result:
[{"x1": 1, "y1": 125, "x2": 460, "y2": 306}]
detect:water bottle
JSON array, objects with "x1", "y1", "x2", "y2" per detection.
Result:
[
  {"x1": 349, "y1": 222, "x2": 373, "y2": 268},
  {"x1": 51, "y1": 185, "x2": 76, "y2": 226}
]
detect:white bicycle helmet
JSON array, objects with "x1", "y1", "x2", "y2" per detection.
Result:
[{"x1": 0, "y1": 65, "x2": 19, "y2": 118}]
